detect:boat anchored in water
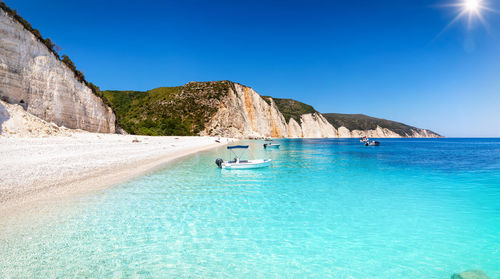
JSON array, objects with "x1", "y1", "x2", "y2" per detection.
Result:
[
  {"x1": 360, "y1": 136, "x2": 380, "y2": 146},
  {"x1": 263, "y1": 140, "x2": 280, "y2": 149},
  {"x1": 365, "y1": 140, "x2": 380, "y2": 146},
  {"x1": 215, "y1": 145, "x2": 272, "y2": 169}
]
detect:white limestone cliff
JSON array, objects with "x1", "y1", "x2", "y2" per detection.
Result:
[
  {"x1": 0, "y1": 9, "x2": 115, "y2": 133},
  {"x1": 287, "y1": 113, "x2": 339, "y2": 138},
  {"x1": 201, "y1": 83, "x2": 338, "y2": 138},
  {"x1": 201, "y1": 82, "x2": 440, "y2": 139},
  {"x1": 0, "y1": 99, "x2": 86, "y2": 137}
]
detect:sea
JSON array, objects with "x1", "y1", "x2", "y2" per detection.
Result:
[{"x1": 1, "y1": 138, "x2": 499, "y2": 278}]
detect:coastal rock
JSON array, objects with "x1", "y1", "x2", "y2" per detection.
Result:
[
  {"x1": 323, "y1": 113, "x2": 441, "y2": 138},
  {"x1": 0, "y1": 9, "x2": 116, "y2": 133},
  {"x1": 451, "y1": 270, "x2": 490, "y2": 279},
  {"x1": 348, "y1": 126, "x2": 402, "y2": 138},
  {"x1": 200, "y1": 82, "x2": 287, "y2": 138},
  {"x1": 199, "y1": 81, "x2": 439, "y2": 138},
  {"x1": 287, "y1": 118, "x2": 303, "y2": 138},
  {"x1": 297, "y1": 113, "x2": 338, "y2": 138},
  {"x1": 0, "y1": 99, "x2": 85, "y2": 137},
  {"x1": 103, "y1": 81, "x2": 441, "y2": 138},
  {"x1": 200, "y1": 82, "x2": 337, "y2": 138}
]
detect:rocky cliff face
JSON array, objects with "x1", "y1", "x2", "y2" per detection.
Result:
[
  {"x1": 104, "y1": 81, "x2": 440, "y2": 138},
  {"x1": 336, "y1": 126, "x2": 438, "y2": 138},
  {"x1": 0, "y1": 99, "x2": 85, "y2": 137},
  {"x1": 200, "y1": 83, "x2": 338, "y2": 138},
  {"x1": 0, "y1": 9, "x2": 115, "y2": 133},
  {"x1": 323, "y1": 113, "x2": 441, "y2": 138},
  {"x1": 201, "y1": 82, "x2": 441, "y2": 138},
  {"x1": 201, "y1": 83, "x2": 287, "y2": 138}
]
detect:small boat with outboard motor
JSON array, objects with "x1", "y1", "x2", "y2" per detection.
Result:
[
  {"x1": 215, "y1": 145, "x2": 272, "y2": 169},
  {"x1": 360, "y1": 136, "x2": 380, "y2": 146},
  {"x1": 263, "y1": 140, "x2": 280, "y2": 149},
  {"x1": 365, "y1": 140, "x2": 380, "y2": 146}
]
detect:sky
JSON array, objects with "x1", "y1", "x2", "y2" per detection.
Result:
[{"x1": 6, "y1": 0, "x2": 500, "y2": 137}]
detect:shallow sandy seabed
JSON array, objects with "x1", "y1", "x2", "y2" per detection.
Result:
[{"x1": 0, "y1": 133, "x2": 234, "y2": 212}]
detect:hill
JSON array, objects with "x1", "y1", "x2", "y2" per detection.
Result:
[
  {"x1": 103, "y1": 82, "x2": 229, "y2": 136},
  {"x1": 269, "y1": 98, "x2": 317, "y2": 123},
  {"x1": 322, "y1": 113, "x2": 440, "y2": 137},
  {"x1": 103, "y1": 81, "x2": 440, "y2": 138}
]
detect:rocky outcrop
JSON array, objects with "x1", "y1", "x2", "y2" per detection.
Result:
[
  {"x1": 200, "y1": 81, "x2": 440, "y2": 138},
  {"x1": 335, "y1": 126, "x2": 439, "y2": 138},
  {"x1": 103, "y1": 80, "x2": 441, "y2": 138},
  {"x1": 0, "y1": 99, "x2": 85, "y2": 137},
  {"x1": 201, "y1": 83, "x2": 338, "y2": 138},
  {"x1": 287, "y1": 113, "x2": 338, "y2": 138},
  {"x1": 0, "y1": 9, "x2": 115, "y2": 133},
  {"x1": 323, "y1": 113, "x2": 441, "y2": 138},
  {"x1": 201, "y1": 83, "x2": 287, "y2": 138},
  {"x1": 451, "y1": 270, "x2": 490, "y2": 279}
]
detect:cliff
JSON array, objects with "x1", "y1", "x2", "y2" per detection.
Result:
[
  {"x1": 103, "y1": 81, "x2": 440, "y2": 138},
  {"x1": 323, "y1": 113, "x2": 441, "y2": 138},
  {"x1": 0, "y1": 8, "x2": 115, "y2": 133},
  {"x1": 0, "y1": 99, "x2": 85, "y2": 137}
]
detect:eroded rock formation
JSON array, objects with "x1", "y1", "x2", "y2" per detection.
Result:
[
  {"x1": 200, "y1": 81, "x2": 440, "y2": 138},
  {"x1": 0, "y1": 9, "x2": 115, "y2": 133}
]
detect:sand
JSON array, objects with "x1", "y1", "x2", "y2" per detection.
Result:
[{"x1": 0, "y1": 133, "x2": 233, "y2": 211}]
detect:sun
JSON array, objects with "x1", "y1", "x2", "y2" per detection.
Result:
[
  {"x1": 437, "y1": 0, "x2": 494, "y2": 32},
  {"x1": 464, "y1": 0, "x2": 481, "y2": 13}
]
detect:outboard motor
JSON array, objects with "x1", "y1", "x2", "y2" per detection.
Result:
[{"x1": 215, "y1": 158, "x2": 224, "y2": 168}]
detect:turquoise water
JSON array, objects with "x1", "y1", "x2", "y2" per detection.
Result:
[{"x1": 1, "y1": 138, "x2": 499, "y2": 278}]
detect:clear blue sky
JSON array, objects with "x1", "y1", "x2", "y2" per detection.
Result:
[{"x1": 7, "y1": 0, "x2": 500, "y2": 137}]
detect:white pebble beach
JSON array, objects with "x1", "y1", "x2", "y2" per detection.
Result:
[{"x1": 0, "y1": 133, "x2": 233, "y2": 211}]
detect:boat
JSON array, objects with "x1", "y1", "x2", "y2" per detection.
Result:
[
  {"x1": 360, "y1": 136, "x2": 379, "y2": 146},
  {"x1": 263, "y1": 140, "x2": 280, "y2": 149},
  {"x1": 215, "y1": 145, "x2": 272, "y2": 169},
  {"x1": 365, "y1": 140, "x2": 380, "y2": 146}
]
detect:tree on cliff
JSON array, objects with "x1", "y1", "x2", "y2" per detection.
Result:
[
  {"x1": 43, "y1": 38, "x2": 55, "y2": 52},
  {"x1": 61, "y1": 55, "x2": 76, "y2": 72}
]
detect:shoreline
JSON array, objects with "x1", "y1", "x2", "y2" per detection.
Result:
[{"x1": 0, "y1": 134, "x2": 234, "y2": 212}]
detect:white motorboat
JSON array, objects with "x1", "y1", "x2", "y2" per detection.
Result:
[
  {"x1": 365, "y1": 140, "x2": 380, "y2": 146},
  {"x1": 218, "y1": 158, "x2": 272, "y2": 169},
  {"x1": 215, "y1": 145, "x2": 272, "y2": 169},
  {"x1": 263, "y1": 141, "x2": 280, "y2": 149}
]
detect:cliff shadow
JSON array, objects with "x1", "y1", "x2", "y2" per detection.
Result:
[{"x1": 0, "y1": 101, "x2": 10, "y2": 135}]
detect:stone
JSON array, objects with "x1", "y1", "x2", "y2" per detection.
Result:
[{"x1": 451, "y1": 270, "x2": 490, "y2": 279}]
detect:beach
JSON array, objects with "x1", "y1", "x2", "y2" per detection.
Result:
[{"x1": 0, "y1": 133, "x2": 233, "y2": 211}]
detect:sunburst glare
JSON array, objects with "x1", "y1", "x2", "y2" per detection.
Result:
[
  {"x1": 434, "y1": 0, "x2": 495, "y2": 38},
  {"x1": 464, "y1": 0, "x2": 481, "y2": 13}
]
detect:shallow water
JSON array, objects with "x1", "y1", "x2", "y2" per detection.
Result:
[{"x1": 1, "y1": 138, "x2": 499, "y2": 278}]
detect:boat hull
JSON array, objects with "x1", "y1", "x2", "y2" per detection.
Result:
[
  {"x1": 222, "y1": 159, "x2": 272, "y2": 169},
  {"x1": 264, "y1": 144, "x2": 280, "y2": 149},
  {"x1": 365, "y1": 141, "x2": 380, "y2": 146}
]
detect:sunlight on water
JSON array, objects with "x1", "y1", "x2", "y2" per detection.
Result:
[{"x1": 1, "y1": 139, "x2": 499, "y2": 278}]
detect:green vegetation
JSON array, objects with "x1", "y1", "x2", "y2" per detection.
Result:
[
  {"x1": 0, "y1": 2, "x2": 99, "y2": 97},
  {"x1": 260, "y1": 95, "x2": 272, "y2": 106},
  {"x1": 322, "y1": 113, "x2": 425, "y2": 137},
  {"x1": 103, "y1": 81, "x2": 231, "y2": 136},
  {"x1": 272, "y1": 98, "x2": 317, "y2": 123}
]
